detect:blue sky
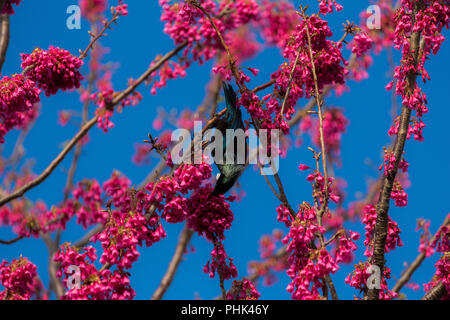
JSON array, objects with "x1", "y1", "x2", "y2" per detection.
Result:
[{"x1": 1, "y1": 0, "x2": 449, "y2": 300}]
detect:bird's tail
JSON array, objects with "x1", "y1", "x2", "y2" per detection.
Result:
[{"x1": 222, "y1": 82, "x2": 243, "y2": 131}]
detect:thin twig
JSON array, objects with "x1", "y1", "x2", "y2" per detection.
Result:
[
  {"x1": 252, "y1": 79, "x2": 275, "y2": 94},
  {"x1": 190, "y1": 1, "x2": 242, "y2": 91},
  {"x1": 79, "y1": 15, "x2": 119, "y2": 59},
  {"x1": 301, "y1": 8, "x2": 329, "y2": 204},
  {"x1": 0, "y1": 235, "x2": 24, "y2": 245},
  {"x1": 258, "y1": 163, "x2": 281, "y2": 200},
  {"x1": 300, "y1": 7, "x2": 337, "y2": 300},
  {"x1": 73, "y1": 224, "x2": 104, "y2": 248}
]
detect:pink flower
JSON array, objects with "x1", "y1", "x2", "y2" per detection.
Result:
[
  {"x1": 351, "y1": 32, "x2": 374, "y2": 57},
  {"x1": 277, "y1": 205, "x2": 291, "y2": 227},
  {"x1": 362, "y1": 204, "x2": 403, "y2": 257},
  {"x1": 298, "y1": 164, "x2": 310, "y2": 171},
  {"x1": 58, "y1": 111, "x2": 72, "y2": 127},
  {"x1": 204, "y1": 242, "x2": 237, "y2": 280},
  {"x1": 319, "y1": 0, "x2": 343, "y2": 15},
  {"x1": 79, "y1": 0, "x2": 107, "y2": 21},
  {"x1": 132, "y1": 143, "x2": 151, "y2": 166},
  {"x1": 255, "y1": 0, "x2": 298, "y2": 49},
  {"x1": 346, "y1": 262, "x2": 398, "y2": 300},
  {"x1": 112, "y1": 0, "x2": 128, "y2": 16},
  {"x1": 186, "y1": 185, "x2": 234, "y2": 242},
  {"x1": 0, "y1": 74, "x2": 41, "y2": 143},
  {"x1": 247, "y1": 68, "x2": 260, "y2": 76},
  {"x1": 424, "y1": 254, "x2": 450, "y2": 300},
  {"x1": 391, "y1": 182, "x2": 408, "y2": 207},
  {"x1": 0, "y1": 257, "x2": 38, "y2": 300},
  {"x1": 227, "y1": 279, "x2": 260, "y2": 300},
  {"x1": 54, "y1": 245, "x2": 135, "y2": 300}
]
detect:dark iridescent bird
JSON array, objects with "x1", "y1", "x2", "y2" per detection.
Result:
[{"x1": 211, "y1": 83, "x2": 248, "y2": 197}]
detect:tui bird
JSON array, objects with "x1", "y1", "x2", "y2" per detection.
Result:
[{"x1": 211, "y1": 83, "x2": 248, "y2": 197}]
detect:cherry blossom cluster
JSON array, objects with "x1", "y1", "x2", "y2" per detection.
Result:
[
  {"x1": 318, "y1": 0, "x2": 343, "y2": 16},
  {"x1": 113, "y1": 0, "x2": 128, "y2": 16},
  {"x1": 391, "y1": 181, "x2": 408, "y2": 207},
  {"x1": 72, "y1": 179, "x2": 109, "y2": 228},
  {"x1": 21, "y1": 46, "x2": 84, "y2": 97},
  {"x1": 254, "y1": 0, "x2": 298, "y2": 49},
  {"x1": 1, "y1": 172, "x2": 129, "y2": 240},
  {"x1": 299, "y1": 164, "x2": 341, "y2": 205},
  {"x1": 264, "y1": 12, "x2": 348, "y2": 133},
  {"x1": 54, "y1": 245, "x2": 135, "y2": 300},
  {"x1": 0, "y1": 74, "x2": 40, "y2": 143},
  {"x1": 379, "y1": 149, "x2": 409, "y2": 177},
  {"x1": 424, "y1": 253, "x2": 449, "y2": 300},
  {"x1": 132, "y1": 143, "x2": 153, "y2": 165},
  {"x1": 279, "y1": 200, "x2": 358, "y2": 299},
  {"x1": 0, "y1": 200, "x2": 50, "y2": 238},
  {"x1": 156, "y1": 0, "x2": 259, "y2": 94},
  {"x1": 351, "y1": 32, "x2": 374, "y2": 57},
  {"x1": 1, "y1": 0, "x2": 21, "y2": 14},
  {"x1": 414, "y1": 214, "x2": 449, "y2": 263},
  {"x1": 362, "y1": 204, "x2": 403, "y2": 257},
  {"x1": 51, "y1": 161, "x2": 230, "y2": 298},
  {"x1": 299, "y1": 108, "x2": 348, "y2": 160},
  {"x1": 90, "y1": 73, "x2": 142, "y2": 132},
  {"x1": 334, "y1": 230, "x2": 360, "y2": 264},
  {"x1": 247, "y1": 230, "x2": 289, "y2": 287},
  {"x1": 203, "y1": 242, "x2": 237, "y2": 280},
  {"x1": 416, "y1": 219, "x2": 436, "y2": 257},
  {"x1": 359, "y1": 0, "x2": 397, "y2": 55},
  {"x1": 0, "y1": 257, "x2": 39, "y2": 300},
  {"x1": 185, "y1": 185, "x2": 234, "y2": 241},
  {"x1": 284, "y1": 218, "x2": 335, "y2": 300},
  {"x1": 79, "y1": 0, "x2": 107, "y2": 21},
  {"x1": 388, "y1": 116, "x2": 426, "y2": 142},
  {"x1": 94, "y1": 208, "x2": 165, "y2": 269},
  {"x1": 148, "y1": 60, "x2": 187, "y2": 95},
  {"x1": 422, "y1": 215, "x2": 450, "y2": 299},
  {"x1": 144, "y1": 160, "x2": 234, "y2": 241},
  {"x1": 227, "y1": 279, "x2": 260, "y2": 300},
  {"x1": 345, "y1": 261, "x2": 397, "y2": 300},
  {"x1": 430, "y1": 218, "x2": 449, "y2": 253}
]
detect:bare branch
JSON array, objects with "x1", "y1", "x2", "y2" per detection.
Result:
[
  {"x1": 422, "y1": 281, "x2": 446, "y2": 300},
  {"x1": 367, "y1": 4, "x2": 422, "y2": 300},
  {"x1": 0, "y1": 235, "x2": 24, "y2": 245},
  {"x1": 151, "y1": 225, "x2": 194, "y2": 300}
]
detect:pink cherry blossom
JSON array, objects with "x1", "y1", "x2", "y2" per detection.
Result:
[
  {"x1": 21, "y1": 46, "x2": 84, "y2": 97},
  {"x1": 0, "y1": 74, "x2": 40, "y2": 143}
]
